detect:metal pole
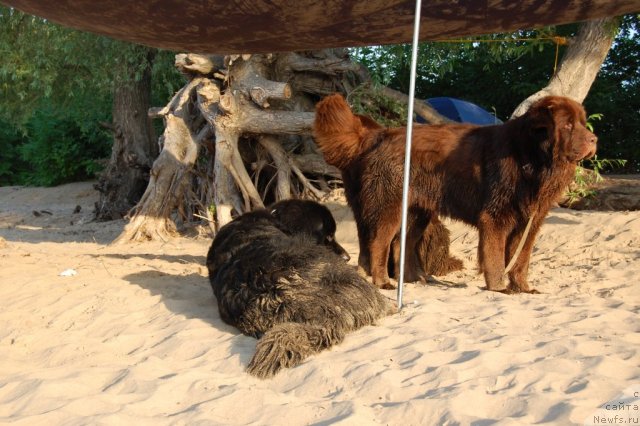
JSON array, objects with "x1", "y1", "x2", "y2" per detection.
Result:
[{"x1": 397, "y1": 0, "x2": 423, "y2": 310}]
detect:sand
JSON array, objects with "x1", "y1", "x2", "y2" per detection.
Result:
[{"x1": 0, "y1": 181, "x2": 638, "y2": 425}]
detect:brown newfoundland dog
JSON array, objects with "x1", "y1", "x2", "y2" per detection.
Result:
[{"x1": 313, "y1": 94, "x2": 597, "y2": 292}]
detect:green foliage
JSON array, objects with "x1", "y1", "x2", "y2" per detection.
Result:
[
  {"x1": 151, "y1": 50, "x2": 186, "y2": 106},
  {"x1": 583, "y1": 14, "x2": 640, "y2": 172},
  {"x1": 586, "y1": 113, "x2": 603, "y2": 132},
  {"x1": 347, "y1": 85, "x2": 408, "y2": 127},
  {"x1": 0, "y1": 6, "x2": 183, "y2": 187},
  {"x1": 17, "y1": 105, "x2": 111, "y2": 186},
  {"x1": 0, "y1": 120, "x2": 28, "y2": 185},
  {"x1": 565, "y1": 156, "x2": 628, "y2": 205},
  {"x1": 351, "y1": 26, "x2": 562, "y2": 118}
]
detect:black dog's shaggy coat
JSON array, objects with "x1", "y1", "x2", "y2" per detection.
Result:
[{"x1": 206, "y1": 201, "x2": 394, "y2": 379}]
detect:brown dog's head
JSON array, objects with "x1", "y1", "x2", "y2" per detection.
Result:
[{"x1": 525, "y1": 96, "x2": 597, "y2": 163}]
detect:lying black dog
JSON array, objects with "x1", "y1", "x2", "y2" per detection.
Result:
[{"x1": 206, "y1": 199, "x2": 394, "y2": 379}]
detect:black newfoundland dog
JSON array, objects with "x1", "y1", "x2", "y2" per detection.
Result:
[{"x1": 206, "y1": 199, "x2": 395, "y2": 379}]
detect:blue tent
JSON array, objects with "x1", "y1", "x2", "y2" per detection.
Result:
[{"x1": 423, "y1": 97, "x2": 503, "y2": 125}]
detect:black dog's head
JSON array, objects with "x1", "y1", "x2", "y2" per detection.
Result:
[{"x1": 269, "y1": 199, "x2": 351, "y2": 262}]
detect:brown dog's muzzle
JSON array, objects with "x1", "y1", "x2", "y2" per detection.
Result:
[{"x1": 575, "y1": 129, "x2": 598, "y2": 161}]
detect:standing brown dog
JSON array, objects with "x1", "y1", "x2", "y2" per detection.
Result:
[{"x1": 313, "y1": 94, "x2": 597, "y2": 292}]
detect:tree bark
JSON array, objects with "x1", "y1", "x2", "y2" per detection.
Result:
[
  {"x1": 94, "y1": 48, "x2": 157, "y2": 220},
  {"x1": 512, "y1": 18, "x2": 616, "y2": 117}
]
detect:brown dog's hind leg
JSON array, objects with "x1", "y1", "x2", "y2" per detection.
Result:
[
  {"x1": 370, "y1": 218, "x2": 402, "y2": 290},
  {"x1": 354, "y1": 217, "x2": 372, "y2": 276}
]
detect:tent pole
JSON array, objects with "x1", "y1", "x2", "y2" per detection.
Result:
[{"x1": 397, "y1": 0, "x2": 423, "y2": 310}]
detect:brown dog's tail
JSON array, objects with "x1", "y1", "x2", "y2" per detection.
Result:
[
  {"x1": 246, "y1": 322, "x2": 346, "y2": 379},
  {"x1": 313, "y1": 94, "x2": 371, "y2": 169}
]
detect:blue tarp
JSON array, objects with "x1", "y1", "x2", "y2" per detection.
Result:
[{"x1": 422, "y1": 97, "x2": 502, "y2": 125}]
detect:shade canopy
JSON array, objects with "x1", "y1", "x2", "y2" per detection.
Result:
[{"x1": 2, "y1": 0, "x2": 640, "y2": 53}]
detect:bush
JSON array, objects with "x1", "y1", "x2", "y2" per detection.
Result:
[
  {"x1": 0, "y1": 122, "x2": 28, "y2": 186},
  {"x1": 16, "y1": 106, "x2": 111, "y2": 186}
]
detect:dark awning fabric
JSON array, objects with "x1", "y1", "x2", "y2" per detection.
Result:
[{"x1": 2, "y1": 0, "x2": 639, "y2": 54}]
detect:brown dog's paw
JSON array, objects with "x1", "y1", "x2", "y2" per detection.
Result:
[
  {"x1": 494, "y1": 286, "x2": 541, "y2": 295},
  {"x1": 378, "y1": 281, "x2": 397, "y2": 290},
  {"x1": 507, "y1": 281, "x2": 542, "y2": 294}
]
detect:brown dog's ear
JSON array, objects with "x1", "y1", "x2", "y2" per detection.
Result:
[
  {"x1": 516, "y1": 97, "x2": 560, "y2": 170},
  {"x1": 525, "y1": 102, "x2": 555, "y2": 145},
  {"x1": 526, "y1": 97, "x2": 557, "y2": 129}
]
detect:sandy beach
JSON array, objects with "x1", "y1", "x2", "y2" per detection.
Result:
[{"x1": 0, "y1": 181, "x2": 638, "y2": 425}]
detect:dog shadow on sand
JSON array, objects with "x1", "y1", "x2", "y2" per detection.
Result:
[{"x1": 122, "y1": 269, "x2": 255, "y2": 367}]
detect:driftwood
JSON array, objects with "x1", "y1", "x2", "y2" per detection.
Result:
[
  {"x1": 114, "y1": 77, "x2": 204, "y2": 242},
  {"x1": 115, "y1": 50, "x2": 362, "y2": 242}
]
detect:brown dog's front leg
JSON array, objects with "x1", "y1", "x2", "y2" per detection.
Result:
[
  {"x1": 478, "y1": 215, "x2": 507, "y2": 291},
  {"x1": 505, "y1": 218, "x2": 543, "y2": 293}
]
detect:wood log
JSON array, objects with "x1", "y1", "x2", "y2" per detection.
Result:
[
  {"x1": 294, "y1": 152, "x2": 341, "y2": 179},
  {"x1": 281, "y1": 52, "x2": 360, "y2": 76},
  {"x1": 237, "y1": 98, "x2": 314, "y2": 135},
  {"x1": 197, "y1": 80, "x2": 265, "y2": 216},
  {"x1": 249, "y1": 81, "x2": 291, "y2": 108},
  {"x1": 175, "y1": 53, "x2": 225, "y2": 76}
]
